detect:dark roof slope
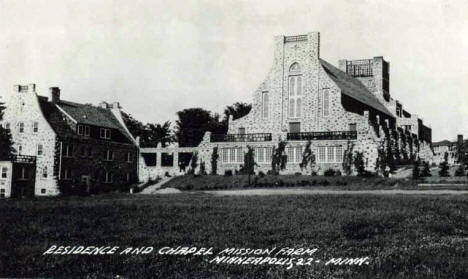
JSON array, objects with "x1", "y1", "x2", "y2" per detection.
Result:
[
  {"x1": 319, "y1": 59, "x2": 394, "y2": 117},
  {"x1": 38, "y1": 96, "x2": 134, "y2": 143}
]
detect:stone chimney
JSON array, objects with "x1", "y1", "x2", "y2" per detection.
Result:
[
  {"x1": 49, "y1": 87, "x2": 60, "y2": 104},
  {"x1": 111, "y1": 102, "x2": 120, "y2": 109},
  {"x1": 14, "y1": 84, "x2": 36, "y2": 93},
  {"x1": 99, "y1": 101, "x2": 109, "y2": 109}
]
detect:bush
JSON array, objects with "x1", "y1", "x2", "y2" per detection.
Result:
[
  {"x1": 454, "y1": 164, "x2": 465, "y2": 177},
  {"x1": 335, "y1": 170, "x2": 342, "y2": 176},
  {"x1": 258, "y1": 171, "x2": 265, "y2": 177},
  {"x1": 324, "y1": 169, "x2": 336, "y2": 176},
  {"x1": 439, "y1": 161, "x2": 450, "y2": 177},
  {"x1": 224, "y1": 170, "x2": 233, "y2": 176},
  {"x1": 421, "y1": 161, "x2": 432, "y2": 177},
  {"x1": 412, "y1": 161, "x2": 420, "y2": 179}
]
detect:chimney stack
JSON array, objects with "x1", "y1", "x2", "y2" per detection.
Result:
[{"x1": 49, "y1": 87, "x2": 60, "y2": 104}]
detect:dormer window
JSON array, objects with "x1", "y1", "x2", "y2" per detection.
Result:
[
  {"x1": 77, "y1": 125, "x2": 91, "y2": 136},
  {"x1": 77, "y1": 125, "x2": 84, "y2": 135},
  {"x1": 33, "y1": 122, "x2": 38, "y2": 133},
  {"x1": 100, "y1": 128, "x2": 111, "y2": 139},
  {"x1": 19, "y1": 122, "x2": 24, "y2": 133}
]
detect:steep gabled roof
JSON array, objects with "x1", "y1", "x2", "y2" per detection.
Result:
[
  {"x1": 319, "y1": 59, "x2": 394, "y2": 118},
  {"x1": 38, "y1": 96, "x2": 134, "y2": 143}
]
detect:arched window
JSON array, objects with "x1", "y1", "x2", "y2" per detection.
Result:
[
  {"x1": 288, "y1": 63, "x2": 302, "y2": 118},
  {"x1": 262, "y1": 91, "x2": 269, "y2": 119}
]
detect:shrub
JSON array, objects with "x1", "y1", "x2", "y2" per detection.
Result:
[
  {"x1": 258, "y1": 171, "x2": 265, "y2": 177},
  {"x1": 324, "y1": 169, "x2": 336, "y2": 176},
  {"x1": 164, "y1": 171, "x2": 171, "y2": 177},
  {"x1": 335, "y1": 170, "x2": 342, "y2": 176},
  {"x1": 439, "y1": 161, "x2": 450, "y2": 177},
  {"x1": 421, "y1": 161, "x2": 432, "y2": 177},
  {"x1": 294, "y1": 172, "x2": 302, "y2": 176},
  {"x1": 353, "y1": 151, "x2": 366, "y2": 176},
  {"x1": 211, "y1": 147, "x2": 219, "y2": 175},
  {"x1": 454, "y1": 164, "x2": 465, "y2": 177},
  {"x1": 412, "y1": 161, "x2": 420, "y2": 179},
  {"x1": 224, "y1": 170, "x2": 233, "y2": 176}
]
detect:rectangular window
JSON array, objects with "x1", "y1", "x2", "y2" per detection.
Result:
[
  {"x1": 323, "y1": 90, "x2": 330, "y2": 116},
  {"x1": 1, "y1": 167, "x2": 7, "y2": 178},
  {"x1": 222, "y1": 148, "x2": 228, "y2": 163},
  {"x1": 104, "y1": 172, "x2": 113, "y2": 183},
  {"x1": 63, "y1": 169, "x2": 72, "y2": 180},
  {"x1": 20, "y1": 167, "x2": 28, "y2": 180},
  {"x1": 33, "y1": 122, "x2": 38, "y2": 133},
  {"x1": 229, "y1": 148, "x2": 236, "y2": 163},
  {"x1": 327, "y1": 146, "x2": 335, "y2": 163},
  {"x1": 77, "y1": 125, "x2": 84, "y2": 135},
  {"x1": 37, "y1": 144, "x2": 43, "y2": 156},
  {"x1": 265, "y1": 147, "x2": 272, "y2": 163},
  {"x1": 100, "y1": 128, "x2": 111, "y2": 139},
  {"x1": 126, "y1": 151, "x2": 133, "y2": 162},
  {"x1": 19, "y1": 122, "x2": 24, "y2": 133},
  {"x1": 256, "y1": 147, "x2": 264, "y2": 163},
  {"x1": 262, "y1": 91, "x2": 269, "y2": 119},
  {"x1": 295, "y1": 146, "x2": 302, "y2": 163},
  {"x1": 105, "y1": 150, "x2": 114, "y2": 161},
  {"x1": 236, "y1": 148, "x2": 243, "y2": 163},
  {"x1": 349, "y1": 123, "x2": 357, "y2": 131},
  {"x1": 289, "y1": 76, "x2": 302, "y2": 118},
  {"x1": 41, "y1": 189, "x2": 46, "y2": 194},
  {"x1": 318, "y1": 146, "x2": 326, "y2": 163},
  {"x1": 238, "y1": 128, "x2": 245, "y2": 134},
  {"x1": 335, "y1": 146, "x2": 343, "y2": 163},
  {"x1": 84, "y1": 126, "x2": 90, "y2": 137},
  {"x1": 63, "y1": 144, "x2": 73, "y2": 157},
  {"x1": 42, "y1": 167, "x2": 48, "y2": 178},
  {"x1": 18, "y1": 145, "x2": 22, "y2": 155},
  {"x1": 287, "y1": 147, "x2": 294, "y2": 163}
]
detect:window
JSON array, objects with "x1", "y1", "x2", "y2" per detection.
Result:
[
  {"x1": 323, "y1": 90, "x2": 330, "y2": 116},
  {"x1": 222, "y1": 148, "x2": 228, "y2": 163},
  {"x1": 289, "y1": 122, "x2": 301, "y2": 133},
  {"x1": 236, "y1": 148, "x2": 243, "y2": 163},
  {"x1": 42, "y1": 167, "x2": 48, "y2": 178},
  {"x1": 77, "y1": 125, "x2": 84, "y2": 135},
  {"x1": 126, "y1": 151, "x2": 133, "y2": 162},
  {"x1": 229, "y1": 148, "x2": 236, "y2": 162},
  {"x1": 19, "y1": 122, "x2": 24, "y2": 133},
  {"x1": 100, "y1": 128, "x2": 111, "y2": 139},
  {"x1": 84, "y1": 126, "x2": 91, "y2": 137},
  {"x1": 19, "y1": 167, "x2": 28, "y2": 180},
  {"x1": 37, "y1": 144, "x2": 43, "y2": 156},
  {"x1": 262, "y1": 92, "x2": 269, "y2": 119},
  {"x1": 288, "y1": 63, "x2": 302, "y2": 118},
  {"x1": 41, "y1": 189, "x2": 46, "y2": 194},
  {"x1": 289, "y1": 76, "x2": 302, "y2": 118},
  {"x1": 33, "y1": 122, "x2": 38, "y2": 133},
  {"x1": 18, "y1": 145, "x2": 22, "y2": 155},
  {"x1": 62, "y1": 169, "x2": 72, "y2": 180},
  {"x1": 105, "y1": 150, "x2": 114, "y2": 161},
  {"x1": 317, "y1": 146, "x2": 344, "y2": 163},
  {"x1": 104, "y1": 172, "x2": 113, "y2": 183},
  {"x1": 1, "y1": 167, "x2": 7, "y2": 178},
  {"x1": 349, "y1": 123, "x2": 357, "y2": 131},
  {"x1": 287, "y1": 146, "x2": 303, "y2": 163},
  {"x1": 265, "y1": 147, "x2": 273, "y2": 163},
  {"x1": 63, "y1": 144, "x2": 73, "y2": 157},
  {"x1": 239, "y1": 128, "x2": 245, "y2": 134}
]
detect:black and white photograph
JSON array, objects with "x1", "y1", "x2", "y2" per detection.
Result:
[{"x1": 0, "y1": 0, "x2": 467, "y2": 278}]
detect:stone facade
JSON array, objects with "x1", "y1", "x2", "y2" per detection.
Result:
[
  {"x1": 200, "y1": 32, "x2": 433, "y2": 175},
  {"x1": 0, "y1": 84, "x2": 138, "y2": 196},
  {"x1": 0, "y1": 161, "x2": 12, "y2": 198}
]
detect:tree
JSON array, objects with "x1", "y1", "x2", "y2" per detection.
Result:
[
  {"x1": 353, "y1": 152, "x2": 366, "y2": 176},
  {"x1": 143, "y1": 121, "x2": 173, "y2": 147},
  {"x1": 271, "y1": 140, "x2": 288, "y2": 174},
  {"x1": 454, "y1": 164, "x2": 465, "y2": 177},
  {"x1": 121, "y1": 111, "x2": 145, "y2": 138},
  {"x1": 189, "y1": 152, "x2": 198, "y2": 175},
  {"x1": 175, "y1": 108, "x2": 226, "y2": 147},
  {"x1": 299, "y1": 140, "x2": 316, "y2": 173},
  {"x1": 0, "y1": 102, "x2": 15, "y2": 160},
  {"x1": 342, "y1": 141, "x2": 354, "y2": 175},
  {"x1": 241, "y1": 146, "x2": 256, "y2": 185},
  {"x1": 421, "y1": 161, "x2": 432, "y2": 177},
  {"x1": 412, "y1": 160, "x2": 420, "y2": 179},
  {"x1": 211, "y1": 147, "x2": 219, "y2": 175},
  {"x1": 223, "y1": 102, "x2": 252, "y2": 121},
  {"x1": 375, "y1": 142, "x2": 387, "y2": 176},
  {"x1": 439, "y1": 160, "x2": 450, "y2": 177}
]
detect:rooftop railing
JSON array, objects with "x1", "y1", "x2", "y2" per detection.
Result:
[
  {"x1": 211, "y1": 133, "x2": 272, "y2": 143},
  {"x1": 287, "y1": 131, "x2": 357, "y2": 141}
]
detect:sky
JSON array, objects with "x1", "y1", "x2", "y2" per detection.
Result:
[{"x1": 1, "y1": 0, "x2": 467, "y2": 141}]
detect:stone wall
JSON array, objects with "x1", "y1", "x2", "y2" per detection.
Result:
[{"x1": 1, "y1": 84, "x2": 59, "y2": 195}]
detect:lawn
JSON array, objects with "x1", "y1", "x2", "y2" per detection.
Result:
[{"x1": 1, "y1": 193, "x2": 467, "y2": 278}]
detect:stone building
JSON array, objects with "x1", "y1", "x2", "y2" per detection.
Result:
[
  {"x1": 191, "y1": 32, "x2": 433, "y2": 175},
  {"x1": 0, "y1": 84, "x2": 138, "y2": 196}
]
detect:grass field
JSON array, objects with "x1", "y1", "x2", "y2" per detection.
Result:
[{"x1": 1, "y1": 193, "x2": 467, "y2": 278}]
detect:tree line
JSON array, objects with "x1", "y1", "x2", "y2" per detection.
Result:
[{"x1": 122, "y1": 102, "x2": 251, "y2": 147}]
